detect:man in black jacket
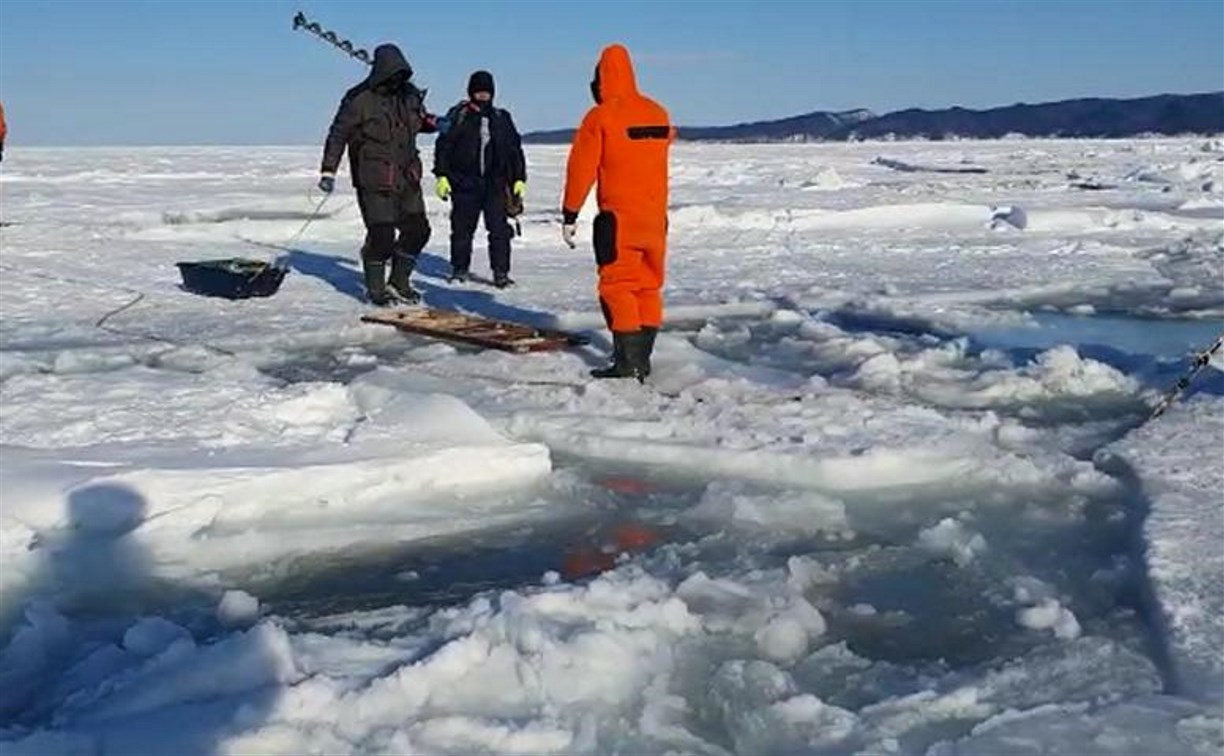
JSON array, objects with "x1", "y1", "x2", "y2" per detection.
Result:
[
  {"x1": 318, "y1": 44, "x2": 437, "y2": 305},
  {"x1": 433, "y1": 71, "x2": 526, "y2": 288}
]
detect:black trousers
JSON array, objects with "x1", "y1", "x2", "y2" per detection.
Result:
[
  {"x1": 358, "y1": 189, "x2": 430, "y2": 264},
  {"x1": 449, "y1": 184, "x2": 511, "y2": 275}
]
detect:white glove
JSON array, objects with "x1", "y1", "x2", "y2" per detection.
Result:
[{"x1": 561, "y1": 223, "x2": 577, "y2": 249}]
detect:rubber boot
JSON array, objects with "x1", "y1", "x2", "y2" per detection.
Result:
[
  {"x1": 388, "y1": 251, "x2": 420, "y2": 304},
  {"x1": 363, "y1": 260, "x2": 391, "y2": 306},
  {"x1": 623, "y1": 330, "x2": 650, "y2": 383},
  {"x1": 641, "y1": 326, "x2": 658, "y2": 377},
  {"x1": 590, "y1": 331, "x2": 647, "y2": 383},
  {"x1": 590, "y1": 332, "x2": 630, "y2": 379}
]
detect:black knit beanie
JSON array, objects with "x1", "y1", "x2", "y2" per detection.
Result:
[{"x1": 468, "y1": 70, "x2": 495, "y2": 99}]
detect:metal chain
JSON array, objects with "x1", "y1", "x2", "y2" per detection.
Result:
[
  {"x1": 292, "y1": 12, "x2": 371, "y2": 65},
  {"x1": 1149, "y1": 333, "x2": 1224, "y2": 420}
]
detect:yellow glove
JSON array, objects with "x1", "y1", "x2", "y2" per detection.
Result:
[
  {"x1": 512, "y1": 180, "x2": 526, "y2": 198},
  {"x1": 435, "y1": 176, "x2": 451, "y2": 201}
]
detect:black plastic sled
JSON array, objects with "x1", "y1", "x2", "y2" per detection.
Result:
[{"x1": 176, "y1": 258, "x2": 287, "y2": 300}]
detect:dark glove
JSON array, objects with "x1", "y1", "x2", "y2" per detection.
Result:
[{"x1": 318, "y1": 173, "x2": 335, "y2": 194}]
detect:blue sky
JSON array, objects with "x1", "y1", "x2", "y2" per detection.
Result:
[{"x1": 0, "y1": 0, "x2": 1220, "y2": 145}]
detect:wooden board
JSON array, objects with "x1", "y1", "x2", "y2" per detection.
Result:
[{"x1": 361, "y1": 307, "x2": 586, "y2": 353}]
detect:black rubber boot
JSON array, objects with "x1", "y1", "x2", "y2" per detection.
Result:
[
  {"x1": 363, "y1": 260, "x2": 391, "y2": 306},
  {"x1": 641, "y1": 326, "x2": 658, "y2": 377},
  {"x1": 591, "y1": 332, "x2": 630, "y2": 379},
  {"x1": 388, "y1": 251, "x2": 420, "y2": 304},
  {"x1": 623, "y1": 330, "x2": 651, "y2": 382},
  {"x1": 591, "y1": 331, "x2": 648, "y2": 383}
]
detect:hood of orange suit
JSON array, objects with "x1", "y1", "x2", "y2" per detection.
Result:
[{"x1": 595, "y1": 44, "x2": 638, "y2": 101}]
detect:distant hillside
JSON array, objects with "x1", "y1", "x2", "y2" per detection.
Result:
[
  {"x1": 522, "y1": 128, "x2": 578, "y2": 145},
  {"x1": 682, "y1": 108, "x2": 875, "y2": 142},
  {"x1": 521, "y1": 109, "x2": 873, "y2": 145},
  {"x1": 522, "y1": 92, "x2": 1224, "y2": 144},
  {"x1": 835, "y1": 92, "x2": 1224, "y2": 140}
]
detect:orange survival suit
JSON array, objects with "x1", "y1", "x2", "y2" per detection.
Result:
[{"x1": 562, "y1": 44, "x2": 673, "y2": 380}]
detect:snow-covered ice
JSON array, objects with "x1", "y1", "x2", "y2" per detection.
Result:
[
  {"x1": 1102, "y1": 397, "x2": 1224, "y2": 704},
  {"x1": 1, "y1": 139, "x2": 1221, "y2": 753}
]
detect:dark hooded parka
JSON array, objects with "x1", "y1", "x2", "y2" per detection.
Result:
[
  {"x1": 322, "y1": 44, "x2": 436, "y2": 206},
  {"x1": 320, "y1": 44, "x2": 438, "y2": 302},
  {"x1": 433, "y1": 70, "x2": 526, "y2": 280}
]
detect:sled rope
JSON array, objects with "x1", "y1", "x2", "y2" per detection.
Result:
[
  {"x1": 94, "y1": 193, "x2": 336, "y2": 352},
  {"x1": 283, "y1": 194, "x2": 333, "y2": 255},
  {"x1": 253, "y1": 193, "x2": 334, "y2": 271},
  {"x1": 235, "y1": 193, "x2": 352, "y2": 258},
  {"x1": 0, "y1": 260, "x2": 147, "y2": 332},
  {"x1": 96, "y1": 292, "x2": 146, "y2": 329},
  {"x1": 0, "y1": 191, "x2": 335, "y2": 358},
  {"x1": 0, "y1": 262, "x2": 229, "y2": 356},
  {"x1": 1148, "y1": 332, "x2": 1224, "y2": 420}
]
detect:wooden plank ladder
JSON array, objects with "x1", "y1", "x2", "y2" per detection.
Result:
[{"x1": 361, "y1": 307, "x2": 586, "y2": 353}]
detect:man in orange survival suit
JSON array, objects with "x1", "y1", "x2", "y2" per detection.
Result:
[{"x1": 561, "y1": 44, "x2": 673, "y2": 382}]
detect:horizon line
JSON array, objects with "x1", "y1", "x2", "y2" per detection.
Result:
[
  {"x1": 4, "y1": 134, "x2": 1220, "y2": 150},
  {"x1": 4, "y1": 89, "x2": 1219, "y2": 149}
]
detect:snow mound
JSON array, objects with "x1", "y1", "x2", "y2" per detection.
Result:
[
  {"x1": 918, "y1": 518, "x2": 988, "y2": 567},
  {"x1": 799, "y1": 320, "x2": 1141, "y2": 413},
  {"x1": 0, "y1": 381, "x2": 553, "y2": 591},
  {"x1": 800, "y1": 167, "x2": 857, "y2": 191},
  {"x1": 161, "y1": 206, "x2": 335, "y2": 226},
  {"x1": 990, "y1": 204, "x2": 1028, "y2": 230},
  {"x1": 0, "y1": 367, "x2": 359, "y2": 449},
  {"x1": 217, "y1": 590, "x2": 260, "y2": 628},
  {"x1": 670, "y1": 201, "x2": 995, "y2": 234},
  {"x1": 686, "y1": 480, "x2": 851, "y2": 537},
  {"x1": 1017, "y1": 598, "x2": 1083, "y2": 640}
]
